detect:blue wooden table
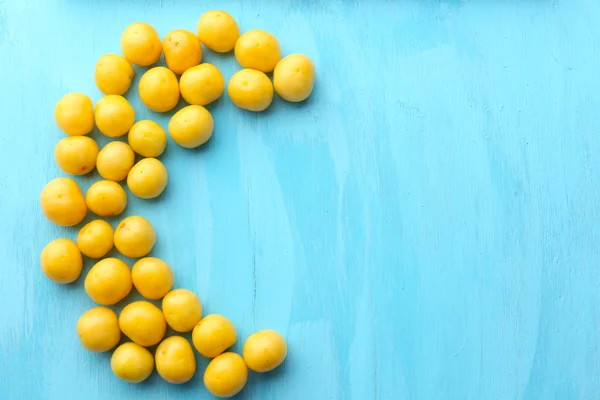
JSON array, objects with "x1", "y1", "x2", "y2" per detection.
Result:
[{"x1": 1, "y1": 0, "x2": 600, "y2": 399}]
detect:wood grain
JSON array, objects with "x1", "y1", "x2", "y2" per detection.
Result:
[{"x1": 1, "y1": 0, "x2": 600, "y2": 398}]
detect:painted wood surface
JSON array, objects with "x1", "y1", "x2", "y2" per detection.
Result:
[{"x1": 1, "y1": 0, "x2": 600, "y2": 399}]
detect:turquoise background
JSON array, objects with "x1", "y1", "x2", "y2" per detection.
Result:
[{"x1": 1, "y1": 0, "x2": 600, "y2": 399}]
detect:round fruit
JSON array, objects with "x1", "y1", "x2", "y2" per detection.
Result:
[
  {"x1": 95, "y1": 95, "x2": 135, "y2": 137},
  {"x1": 227, "y1": 69, "x2": 274, "y2": 112},
  {"x1": 155, "y1": 336, "x2": 196, "y2": 384},
  {"x1": 197, "y1": 10, "x2": 239, "y2": 53},
  {"x1": 234, "y1": 30, "x2": 281, "y2": 73},
  {"x1": 96, "y1": 141, "x2": 135, "y2": 182},
  {"x1": 127, "y1": 158, "x2": 168, "y2": 199},
  {"x1": 243, "y1": 330, "x2": 287, "y2": 372},
  {"x1": 179, "y1": 63, "x2": 224, "y2": 106},
  {"x1": 162, "y1": 29, "x2": 202, "y2": 75},
  {"x1": 118, "y1": 301, "x2": 166, "y2": 347},
  {"x1": 76, "y1": 307, "x2": 120, "y2": 352},
  {"x1": 85, "y1": 180, "x2": 127, "y2": 217},
  {"x1": 111, "y1": 342, "x2": 154, "y2": 383},
  {"x1": 76, "y1": 220, "x2": 114, "y2": 259},
  {"x1": 204, "y1": 352, "x2": 248, "y2": 398},
  {"x1": 192, "y1": 314, "x2": 236, "y2": 358},
  {"x1": 54, "y1": 92, "x2": 94, "y2": 136},
  {"x1": 120, "y1": 22, "x2": 162, "y2": 66},
  {"x1": 139, "y1": 67, "x2": 180, "y2": 113},
  {"x1": 95, "y1": 54, "x2": 135, "y2": 95},
  {"x1": 132, "y1": 257, "x2": 174, "y2": 300},
  {"x1": 273, "y1": 54, "x2": 316, "y2": 102},
  {"x1": 162, "y1": 289, "x2": 202, "y2": 332},
  {"x1": 54, "y1": 136, "x2": 99, "y2": 175},
  {"x1": 168, "y1": 105, "x2": 213, "y2": 148},
  {"x1": 84, "y1": 258, "x2": 132, "y2": 305},
  {"x1": 114, "y1": 216, "x2": 156, "y2": 258},
  {"x1": 128, "y1": 120, "x2": 167, "y2": 158},
  {"x1": 40, "y1": 178, "x2": 87, "y2": 226},
  {"x1": 40, "y1": 238, "x2": 83, "y2": 284}
]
